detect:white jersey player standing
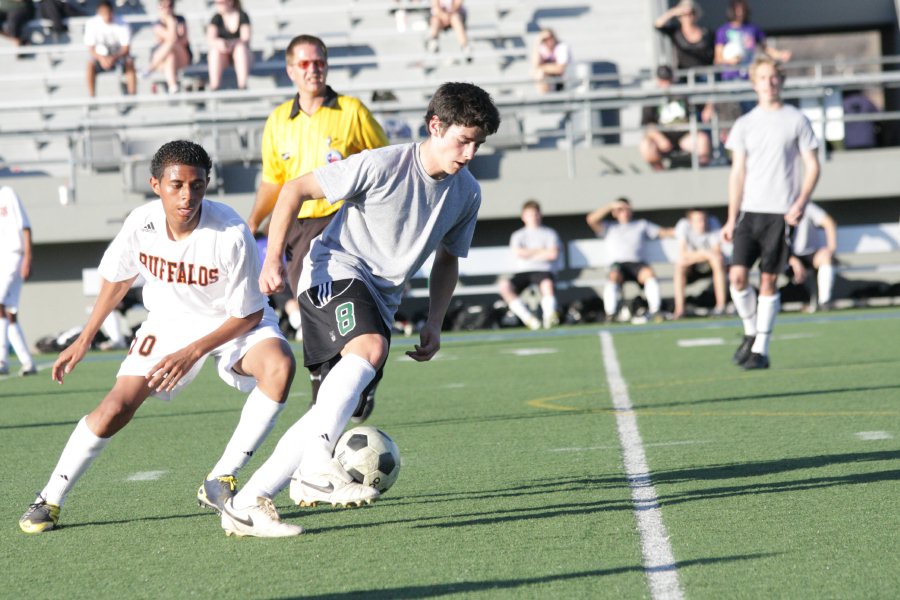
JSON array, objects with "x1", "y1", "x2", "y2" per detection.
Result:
[
  {"x1": 722, "y1": 56, "x2": 820, "y2": 369},
  {"x1": 19, "y1": 141, "x2": 297, "y2": 535},
  {"x1": 0, "y1": 186, "x2": 37, "y2": 376}
]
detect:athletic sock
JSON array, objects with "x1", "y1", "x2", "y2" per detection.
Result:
[
  {"x1": 0, "y1": 317, "x2": 9, "y2": 365},
  {"x1": 540, "y1": 295, "x2": 558, "y2": 327},
  {"x1": 101, "y1": 312, "x2": 126, "y2": 346},
  {"x1": 508, "y1": 298, "x2": 536, "y2": 326},
  {"x1": 8, "y1": 321, "x2": 34, "y2": 368},
  {"x1": 297, "y1": 354, "x2": 375, "y2": 475},
  {"x1": 39, "y1": 417, "x2": 110, "y2": 507},
  {"x1": 209, "y1": 387, "x2": 285, "y2": 478},
  {"x1": 643, "y1": 277, "x2": 661, "y2": 314},
  {"x1": 233, "y1": 355, "x2": 376, "y2": 509},
  {"x1": 730, "y1": 285, "x2": 758, "y2": 336},
  {"x1": 287, "y1": 310, "x2": 302, "y2": 331},
  {"x1": 751, "y1": 293, "x2": 780, "y2": 356},
  {"x1": 817, "y1": 264, "x2": 834, "y2": 305},
  {"x1": 603, "y1": 283, "x2": 621, "y2": 318}
]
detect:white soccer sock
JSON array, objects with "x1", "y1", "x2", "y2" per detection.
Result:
[
  {"x1": 540, "y1": 295, "x2": 558, "y2": 327},
  {"x1": 751, "y1": 293, "x2": 780, "y2": 356},
  {"x1": 730, "y1": 285, "x2": 758, "y2": 336},
  {"x1": 101, "y1": 312, "x2": 126, "y2": 345},
  {"x1": 643, "y1": 278, "x2": 661, "y2": 314},
  {"x1": 233, "y1": 355, "x2": 376, "y2": 509},
  {"x1": 0, "y1": 317, "x2": 8, "y2": 365},
  {"x1": 8, "y1": 321, "x2": 34, "y2": 368},
  {"x1": 298, "y1": 354, "x2": 376, "y2": 475},
  {"x1": 603, "y1": 283, "x2": 621, "y2": 317},
  {"x1": 39, "y1": 417, "x2": 110, "y2": 507},
  {"x1": 208, "y1": 387, "x2": 285, "y2": 478},
  {"x1": 287, "y1": 310, "x2": 302, "y2": 330},
  {"x1": 817, "y1": 264, "x2": 834, "y2": 305},
  {"x1": 508, "y1": 298, "x2": 535, "y2": 326}
]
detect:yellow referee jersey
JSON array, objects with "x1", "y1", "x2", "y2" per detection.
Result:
[{"x1": 260, "y1": 86, "x2": 389, "y2": 219}]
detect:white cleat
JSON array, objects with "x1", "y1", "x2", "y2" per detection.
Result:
[
  {"x1": 220, "y1": 496, "x2": 304, "y2": 538},
  {"x1": 290, "y1": 458, "x2": 380, "y2": 508}
]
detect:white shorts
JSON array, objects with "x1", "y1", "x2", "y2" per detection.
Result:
[
  {"x1": 117, "y1": 307, "x2": 285, "y2": 401},
  {"x1": 0, "y1": 254, "x2": 23, "y2": 312}
]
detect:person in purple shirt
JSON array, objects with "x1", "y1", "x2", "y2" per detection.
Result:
[{"x1": 714, "y1": 0, "x2": 789, "y2": 82}]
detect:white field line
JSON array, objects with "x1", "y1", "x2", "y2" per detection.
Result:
[
  {"x1": 855, "y1": 431, "x2": 893, "y2": 441},
  {"x1": 600, "y1": 331, "x2": 684, "y2": 600},
  {"x1": 127, "y1": 470, "x2": 167, "y2": 481},
  {"x1": 677, "y1": 337, "x2": 726, "y2": 348},
  {"x1": 551, "y1": 440, "x2": 707, "y2": 452}
]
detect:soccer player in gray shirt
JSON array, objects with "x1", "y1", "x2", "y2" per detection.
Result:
[
  {"x1": 499, "y1": 199, "x2": 563, "y2": 330},
  {"x1": 216, "y1": 82, "x2": 500, "y2": 537},
  {"x1": 787, "y1": 202, "x2": 837, "y2": 310},
  {"x1": 722, "y1": 56, "x2": 820, "y2": 369}
]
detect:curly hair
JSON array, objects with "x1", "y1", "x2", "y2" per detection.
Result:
[
  {"x1": 424, "y1": 82, "x2": 501, "y2": 135},
  {"x1": 150, "y1": 140, "x2": 212, "y2": 180}
]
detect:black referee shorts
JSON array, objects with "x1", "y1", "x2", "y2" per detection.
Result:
[{"x1": 732, "y1": 212, "x2": 790, "y2": 275}]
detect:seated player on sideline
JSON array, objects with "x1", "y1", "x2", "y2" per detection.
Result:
[
  {"x1": 215, "y1": 82, "x2": 501, "y2": 538},
  {"x1": 785, "y1": 201, "x2": 837, "y2": 311},
  {"x1": 586, "y1": 197, "x2": 673, "y2": 321},
  {"x1": 672, "y1": 208, "x2": 727, "y2": 318},
  {"x1": 19, "y1": 141, "x2": 296, "y2": 534}
]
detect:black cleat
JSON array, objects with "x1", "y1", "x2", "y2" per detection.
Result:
[
  {"x1": 733, "y1": 335, "x2": 755, "y2": 365},
  {"x1": 351, "y1": 387, "x2": 376, "y2": 424},
  {"x1": 742, "y1": 353, "x2": 770, "y2": 370}
]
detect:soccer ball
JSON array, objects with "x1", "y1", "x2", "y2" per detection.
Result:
[{"x1": 334, "y1": 426, "x2": 401, "y2": 494}]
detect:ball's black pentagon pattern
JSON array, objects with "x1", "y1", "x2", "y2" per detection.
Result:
[
  {"x1": 346, "y1": 433, "x2": 369, "y2": 451},
  {"x1": 378, "y1": 452, "x2": 396, "y2": 475}
]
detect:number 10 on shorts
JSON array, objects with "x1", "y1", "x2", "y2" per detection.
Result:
[{"x1": 336, "y1": 302, "x2": 356, "y2": 336}]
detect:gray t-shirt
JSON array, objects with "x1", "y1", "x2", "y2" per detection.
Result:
[
  {"x1": 674, "y1": 215, "x2": 721, "y2": 251},
  {"x1": 792, "y1": 202, "x2": 828, "y2": 256},
  {"x1": 304, "y1": 143, "x2": 481, "y2": 325},
  {"x1": 510, "y1": 225, "x2": 561, "y2": 273},
  {"x1": 601, "y1": 219, "x2": 660, "y2": 264},
  {"x1": 726, "y1": 104, "x2": 818, "y2": 214}
]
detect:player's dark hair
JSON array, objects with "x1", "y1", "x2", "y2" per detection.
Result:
[
  {"x1": 726, "y1": 0, "x2": 750, "y2": 22},
  {"x1": 522, "y1": 199, "x2": 542, "y2": 212},
  {"x1": 617, "y1": 197, "x2": 631, "y2": 206},
  {"x1": 150, "y1": 140, "x2": 212, "y2": 180},
  {"x1": 286, "y1": 34, "x2": 328, "y2": 62},
  {"x1": 424, "y1": 82, "x2": 501, "y2": 135},
  {"x1": 97, "y1": 0, "x2": 114, "y2": 10}
]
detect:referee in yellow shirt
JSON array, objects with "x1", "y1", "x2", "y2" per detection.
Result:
[{"x1": 247, "y1": 34, "x2": 388, "y2": 419}]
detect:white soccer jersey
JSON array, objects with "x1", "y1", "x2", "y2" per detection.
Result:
[
  {"x1": 792, "y1": 202, "x2": 828, "y2": 256},
  {"x1": 0, "y1": 186, "x2": 31, "y2": 255},
  {"x1": 675, "y1": 216, "x2": 721, "y2": 251},
  {"x1": 98, "y1": 199, "x2": 267, "y2": 324},
  {"x1": 601, "y1": 219, "x2": 661, "y2": 264},
  {"x1": 510, "y1": 225, "x2": 562, "y2": 273}
]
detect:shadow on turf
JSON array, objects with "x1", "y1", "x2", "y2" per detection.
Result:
[
  {"x1": 274, "y1": 553, "x2": 779, "y2": 599},
  {"x1": 0, "y1": 407, "x2": 241, "y2": 431},
  {"x1": 633, "y1": 383, "x2": 900, "y2": 410}
]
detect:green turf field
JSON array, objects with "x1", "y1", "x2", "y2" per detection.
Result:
[{"x1": 2, "y1": 309, "x2": 899, "y2": 599}]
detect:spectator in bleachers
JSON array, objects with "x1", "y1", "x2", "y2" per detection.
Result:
[
  {"x1": 586, "y1": 198, "x2": 673, "y2": 322},
  {"x1": 246, "y1": 34, "x2": 388, "y2": 413},
  {"x1": 37, "y1": 0, "x2": 86, "y2": 37},
  {"x1": 672, "y1": 208, "x2": 727, "y2": 319},
  {"x1": 531, "y1": 28, "x2": 572, "y2": 94},
  {"x1": 842, "y1": 90, "x2": 879, "y2": 150},
  {"x1": 142, "y1": 0, "x2": 192, "y2": 94},
  {"x1": 84, "y1": 0, "x2": 136, "y2": 97},
  {"x1": 715, "y1": 1, "x2": 790, "y2": 84},
  {"x1": 498, "y1": 200, "x2": 562, "y2": 330},
  {"x1": 0, "y1": 185, "x2": 37, "y2": 376},
  {"x1": 426, "y1": 0, "x2": 470, "y2": 62},
  {"x1": 639, "y1": 65, "x2": 711, "y2": 170},
  {"x1": 206, "y1": 0, "x2": 251, "y2": 91},
  {"x1": 0, "y1": 0, "x2": 35, "y2": 48},
  {"x1": 654, "y1": 0, "x2": 714, "y2": 82},
  {"x1": 786, "y1": 202, "x2": 837, "y2": 311}
]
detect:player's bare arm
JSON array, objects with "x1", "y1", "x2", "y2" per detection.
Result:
[
  {"x1": 786, "y1": 148, "x2": 820, "y2": 226},
  {"x1": 259, "y1": 173, "x2": 325, "y2": 295},
  {"x1": 147, "y1": 309, "x2": 264, "y2": 393},
  {"x1": 20, "y1": 227, "x2": 32, "y2": 280},
  {"x1": 407, "y1": 247, "x2": 458, "y2": 362},
  {"x1": 722, "y1": 151, "x2": 747, "y2": 242},
  {"x1": 247, "y1": 181, "x2": 283, "y2": 234},
  {"x1": 586, "y1": 204, "x2": 616, "y2": 236},
  {"x1": 52, "y1": 277, "x2": 137, "y2": 384}
]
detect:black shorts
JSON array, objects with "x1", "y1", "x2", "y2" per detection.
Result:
[
  {"x1": 298, "y1": 279, "x2": 391, "y2": 369},
  {"x1": 92, "y1": 55, "x2": 133, "y2": 73},
  {"x1": 284, "y1": 215, "x2": 335, "y2": 297},
  {"x1": 610, "y1": 261, "x2": 648, "y2": 283},
  {"x1": 508, "y1": 271, "x2": 554, "y2": 294},
  {"x1": 732, "y1": 212, "x2": 790, "y2": 274},
  {"x1": 685, "y1": 262, "x2": 713, "y2": 283}
]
